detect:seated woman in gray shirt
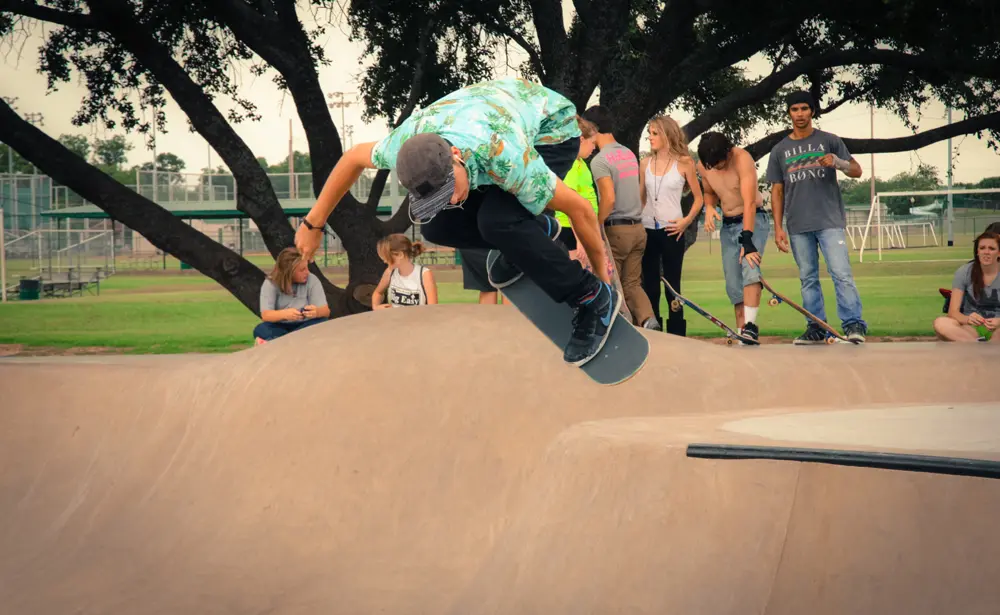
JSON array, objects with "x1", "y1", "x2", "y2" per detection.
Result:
[
  {"x1": 934, "y1": 230, "x2": 1000, "y2": 342},
  {"x1": 254, "y1": 247, "x2": 330, "y2": 345}
]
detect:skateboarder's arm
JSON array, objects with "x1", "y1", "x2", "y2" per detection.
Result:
[
  {"x1": 736, "y1": 151, "x2": 758, "y2": 233},
  {"x1": 305, "y1": 142, "x2": 378, "y2": 227},
  {"x1": 548, "y1": 180, "x2": 611, "y2": 284},
  {"x1": 594, "y1": 177, "x2": 615, "y2": 225},
  {"x1": 697, "y1": 162, "x2": 718, "y2": 210}
]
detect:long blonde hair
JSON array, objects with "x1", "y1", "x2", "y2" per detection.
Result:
[
  {"x1": 268, "y1": 247, "x2": 304, "y2": 295},
  {"x1": 377, "y1": 233, "x2": 425, "y2": 265},
  {"x1": 648, "y1": 114, "x2": 689, "y2": 161}
]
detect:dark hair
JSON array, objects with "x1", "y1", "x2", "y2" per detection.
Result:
[
  {"x1": 582, "y1": 105, "x2": 615, "y2": 135},
  {"x1": 785, "y1": 90, "x2": 815, "y2": 113},
  {"x1": 697, "y1": 132, "x2": 734, "y2": 169},
  {"x1": 971, "y1": 231, "x2": 1000, "y2": 301}
]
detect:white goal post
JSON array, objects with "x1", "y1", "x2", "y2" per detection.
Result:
[{"x1": 858, "y1": 188, "x2": 1000, "y2": 262}]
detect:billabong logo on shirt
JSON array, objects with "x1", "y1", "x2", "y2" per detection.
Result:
[{"x1": 783, "y1": 143, "x2": 830, "y2": 183}]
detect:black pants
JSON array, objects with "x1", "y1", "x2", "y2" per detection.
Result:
[
  {"x1": 421, "y1": 138, "x2": 592, "y2": 304},
  {"x1": 642, "y1": 228, "x2": 686, "y2": 335}
]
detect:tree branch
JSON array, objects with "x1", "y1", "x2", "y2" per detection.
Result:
[
  {"x1": 486, "y1": 15, "x2": 546, "y2": 80},
  {"x1": 363, "y1": 15, "x2": 437, "y2": 217},
  {"x1": 381, "y1": 196, "x2": 412, "y2": 235},
  {"x1": 0, "y1": 96, "x2": 269, "y2": 312},
  {"x1": 745, "y1": 110, "x2": 1000, "y2": 161},
  {"x1": 526, "y1": 0, "x2": 566, "y2": 81},
  {"x1": 0, "y1": 0, "x2": 97, "y2": 29},
  {"x1": 684, "y1": 48, "x2": 1000, "y2": 140},
  {"x1": 819, "y1": 84, "x2": 874, "y2": 116},
  {"x1": 69, "y1": 0, "x2": 297, "y2": 261}
]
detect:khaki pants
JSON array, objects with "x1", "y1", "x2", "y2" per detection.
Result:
[{"x1": 605, "y1": 223, "x2": 655, "y2": 325}]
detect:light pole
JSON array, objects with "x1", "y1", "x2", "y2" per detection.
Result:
[{"x1": 326, "y1": 91, "x2": 356, "y2": 151}]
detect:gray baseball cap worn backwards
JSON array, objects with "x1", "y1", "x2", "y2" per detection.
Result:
[{"x1": 396, "y1": 133, "x2": 457, "y2": 223}]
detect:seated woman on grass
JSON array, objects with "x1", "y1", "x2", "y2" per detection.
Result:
[
  {"x1": 254, "y1": 247, "x2": 330, "y2": 345},
  {"x1": 371, "y1": 234, "x2": 438, "y2": 309},
  {"x1": 934, "y1": 230, "x2": 1000, "y2": 342}
]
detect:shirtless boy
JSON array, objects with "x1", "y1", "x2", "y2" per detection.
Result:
[{"x1": 696, "y1": 131, "x2": 769, "y2": 343}]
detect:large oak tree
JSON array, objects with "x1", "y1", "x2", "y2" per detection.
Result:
[{"x1": 1, "y1": 0, "x2": 998, "y2": 317}]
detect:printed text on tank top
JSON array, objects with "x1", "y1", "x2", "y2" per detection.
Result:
[
  {"x1": 643, "y1": 156, "x2": 684, "y2": 230},
  {"x1": 387, "y1": 264, "x2": 427, "y2": 307}
]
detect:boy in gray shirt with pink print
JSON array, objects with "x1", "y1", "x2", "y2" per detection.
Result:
[
  {"x1": 583, "y1": 105, "x2": 658, "y2": 331},
  {"x1": 767, "y1": 91, "x2": 868, "y2": 344}
]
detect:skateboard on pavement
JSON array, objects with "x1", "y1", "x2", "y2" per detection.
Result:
[
  {"x1": 487, "y1": 250, "x2": 649, "y2": 385},
  {"x1": 660, "y1": 276, "x2": 759, "y2": 346},
  {"x1": 759, "y1": 276, "x2": 858, "y2": 344}
]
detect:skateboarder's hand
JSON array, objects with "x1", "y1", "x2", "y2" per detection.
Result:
[
  {"x1": 774, "y1": 228, "x2": 790, "y2": 253},
  {"x1": 295, "y1": 222, "x2": 323, "y2": 263},
  {"x1": 703, "y1": 208, "x2": 721, "y2": 233},
  {"x1": 740, "y1": 247, "x2": 762, "y2": 268}
]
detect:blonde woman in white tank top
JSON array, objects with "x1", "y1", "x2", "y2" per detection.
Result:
[
  {"x1": 372, "y1": 233, "x2": 438, "y2": 309},
  {"x1": 638, "y1": 115, "x2": 705, "y2": 335}
]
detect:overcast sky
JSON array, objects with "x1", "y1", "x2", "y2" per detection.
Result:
[{"x1": 1, "y1": 6, "x2": 997, "y2": 186}]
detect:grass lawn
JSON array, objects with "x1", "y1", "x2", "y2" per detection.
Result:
[{"x1": 0, "y1": 238, "x2": 975, "y2": 354}]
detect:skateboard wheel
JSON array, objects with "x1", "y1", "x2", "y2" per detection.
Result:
[
  {"x1": 768, "y1": 297, "x2": 779, "y2": 307},
  {"x1": 670, "y1": 299, "x2": 681, "y2": 312},
  {"x1": 726, "y1": 338, "x2": 734, "y2": 345},
  {"x1": 825, "y1": 336, "x2": 836, "y2": 344}
]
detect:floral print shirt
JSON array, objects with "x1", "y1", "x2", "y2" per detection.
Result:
[{"x1": 371, "y1": 77, "x2": 580, "y2": 214}]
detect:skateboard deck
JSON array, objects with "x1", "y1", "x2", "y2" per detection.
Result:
[
  {"x1": 758, "y1": 276, "x2": 858, "y2": 344},
  {"x1": 487, "y1": 250, "x2": 649, "y2": 385},
  {"x1": 660, "y1": 276, "x2": 758, "y2": 345}
]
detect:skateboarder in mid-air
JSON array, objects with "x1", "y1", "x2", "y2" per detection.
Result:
[
  {"x1": 696, "y1": 131, "x2": 769, "y2": 343},
  {"x1": 294, "y1": 77, "x2": 621, "y2": 366}
]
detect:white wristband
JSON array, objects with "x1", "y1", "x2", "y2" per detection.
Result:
[{"x1": 832, "y1": 155, "x2": 850, "y2": 173}]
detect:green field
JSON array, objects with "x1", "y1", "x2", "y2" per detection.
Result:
[{"x1": 0, "y1": 235, "x2": 977, "y2": 354}]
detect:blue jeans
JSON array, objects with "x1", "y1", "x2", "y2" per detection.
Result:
[
  {"x1": 789, "y1": 228, "x2": 866, "y2": 329},
  {"x1": 253, "y1": 318, "x2": 327, "y2": 341}
]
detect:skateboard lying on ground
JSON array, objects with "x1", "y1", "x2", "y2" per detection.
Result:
[
  {"x1": 487, "y1": 250, "x2": 649, "y2": 386},
  {"x1": 758, "y1": 276, "x2": 858, "y2": 345},
  {"x1": 660, "y1": 276, "x2": 759, "y2": 346}
]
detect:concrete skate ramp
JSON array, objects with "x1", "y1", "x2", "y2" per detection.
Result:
[{"x1": 1, "y1": 305, "x2": 997, "y2": 614}]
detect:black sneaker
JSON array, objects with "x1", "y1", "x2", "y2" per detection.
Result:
[
  {"x1": 642, "y1": 317, "x2": 662, "y2": 331},
  {"x1": 487, "y1": 214, "x2": 562, "y2": 289},
  {"x1": 564, "y1": 281, "x2": 622, "y2": 366},
  {"x1": 792, "y1": 324, "x2": 828, "y2": 345},
  {"x1": 844, "y1": 322, "x2": 867, "y2": 343},
  {"x1": 741, "y1": 321, "x2": 760, "y2": 344}
]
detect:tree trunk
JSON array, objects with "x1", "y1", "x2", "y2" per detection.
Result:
[{"x1": 0, "y1": 103, "x2": 266, "y2": 311}]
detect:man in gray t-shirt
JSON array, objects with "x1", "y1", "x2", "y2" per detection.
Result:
[
  {"x1": 766, "y1": 91, "x2": 867, "y2": 344},
  {"x1": 583, "y1": 105, "x2": 656, "y2": 329}
]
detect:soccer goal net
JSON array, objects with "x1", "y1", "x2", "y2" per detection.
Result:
[{"x1": 856, "y1": 188, "x2": 1000, "y2": 262}]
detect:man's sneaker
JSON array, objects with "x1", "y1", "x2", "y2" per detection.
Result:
[
  {"x1": 792, "y1": 324, "x2": 828, "y2": 345},
  {"x1": 564, "y1": 282, "x2": 622, "y2": 366},
  {"x1": 741, "y1": 321, "x2": 760, "y2": 344},
  {"x1": 642, "y1": 317, "x2": 662, "y2": 331},
  {"x1": 486, "y1": 214, "x2": 562, "y2": 289},
  {"x1": 844, "y1": 322, "x2": 867, "y2": 343}
]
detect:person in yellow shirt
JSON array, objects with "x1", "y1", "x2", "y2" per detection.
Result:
[{"x1": 553, "y1": 122, "x2": 625, "y2": 317}]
